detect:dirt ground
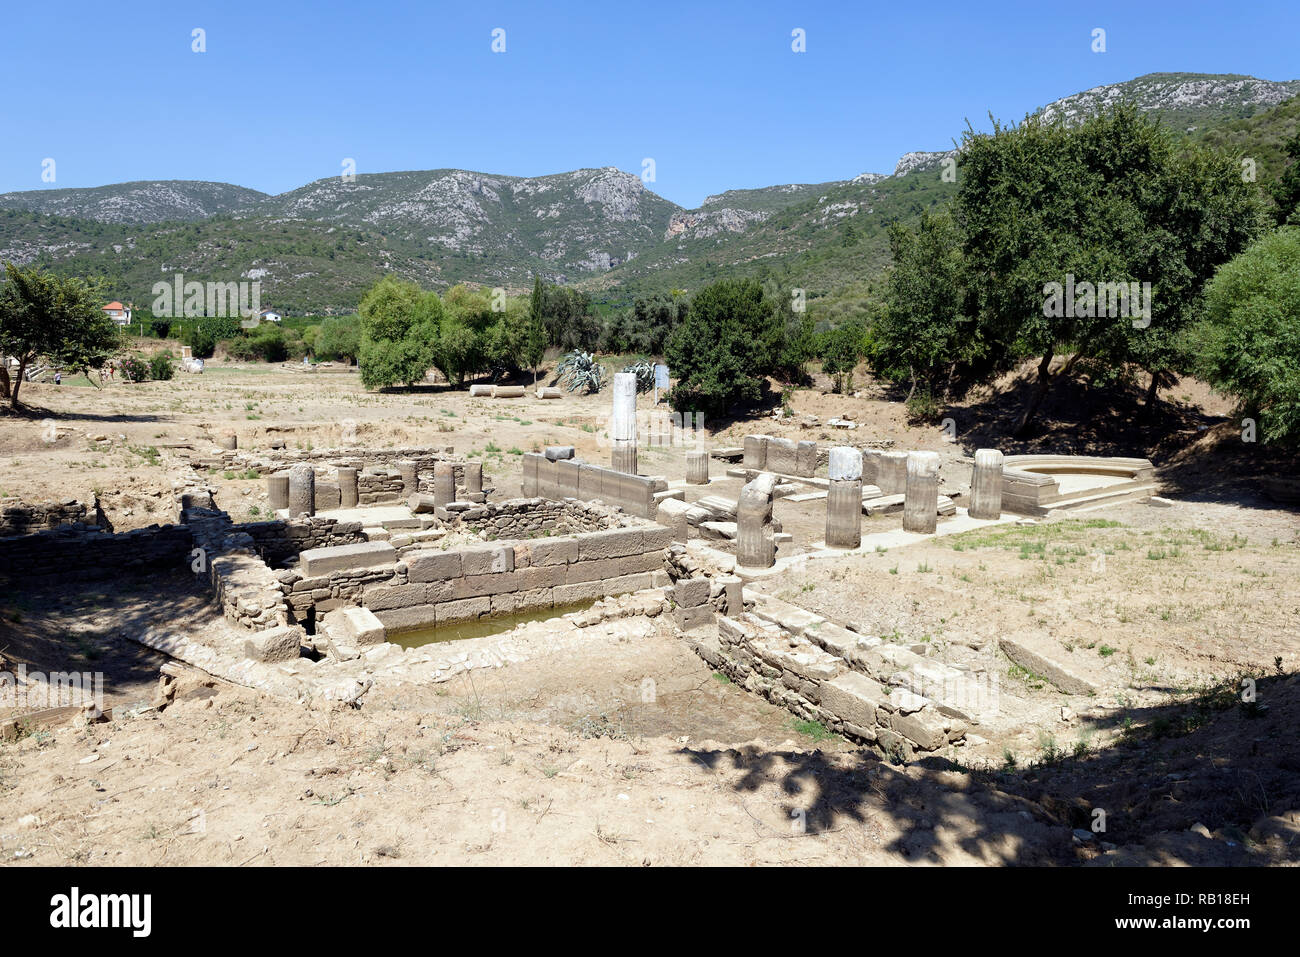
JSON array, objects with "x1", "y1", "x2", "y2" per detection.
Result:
[{"x1": 1, "y1": 353, "x2": 1298, "y2": 865}]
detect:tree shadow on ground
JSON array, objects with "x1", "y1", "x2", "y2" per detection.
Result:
[
  {"x1": 0, "y1": 569, "x2": 211, "y2": 711},
  {"x1": 947, "y1": 368, "x2": 1298, "y2": 512},
  {"x1": 1, "y1": 404, "x2": 166, "y2": 425},
  {"x1": 680, "y1": 672, "x2": 1300, "y2": 865}
]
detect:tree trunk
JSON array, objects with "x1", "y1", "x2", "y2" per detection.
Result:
[
  {"x1": 10, "y1": 356, "x2": 28, "y2": 408},
  {"x1": 1144, "y1": 369, "x2": 1161, "y2": 409},
  {"x1": 0, "y1": 362, "x2": 10, "y2": 401},
  {"x1": 1015, "y1": 351, "x2": 1055, "y2": 436}
]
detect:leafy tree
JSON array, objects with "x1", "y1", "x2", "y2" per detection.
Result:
[
  {"x1": 956, "y1": 105, "x2": 1261, "y2": 432},
  {"x1": 432, "y1": 319, "x2": 478, "y2": 387},
  {"x1": 1195, "y1": 227, "x2": 1300, "y2": 445},
  {"x1": 541, "y1": 284, "x2": 601, "y2": 352},
  {"x1": 524, "y1": 275, "x2": 546, "y2": 382},
  {"x1": 874, "y1": 210, "x2": 981, "y2": 400},
  {"x1": 0, "y1": 263, "x2": 124, "y2": 407},
  {"x1": 1271, "y1": 132, "x2": 1300, "y2": 225},
  {"x1": 150, "y1": 318, "x2": 172, "y2": 339},
  {"x1": 665, "y1": 278, "x2": 784, "y2": 418},
  {"x1": 316, "y1": 315, "x2": 361, "y2": 364},
  {"x1": 357, "y1": 276, "x2": 440, "y2": 390},
  {"x1": 820, "y1": 320, "x2": 865, "y2": 393},
  {"x1": 187, "y1": 324, "x2": 217, "y2": 359}
]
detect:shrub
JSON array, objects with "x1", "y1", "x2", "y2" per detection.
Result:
[
  {"x1": 905, "y1": 390, "x2": 943, "y2": 424},
  {"x1": 186, "y1": 325, "x2": 216, "y2": 359},
  {"x1": 665, "y1": 278, "x2": 784, "y2": 417},
  {"x1": 556, "y1": 350, "x2": 605, "y2": 393},
  {"x1": 1196, "y1": 227, "x2": 1300, "y2": 444},
  {"x1": 148, "y1": 353, "x2": 175, "y2": 380},
  {"x1": 119, "y1": 355, "x2": 151, "y2": 382}
]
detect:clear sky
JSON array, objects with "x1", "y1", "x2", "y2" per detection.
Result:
[{"x1": 2, "y1": 0, "x2": 1298, "y2": 208}]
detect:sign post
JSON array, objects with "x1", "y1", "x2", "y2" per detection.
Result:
[{"x1": 653, "y1": 363, "x2": 669, "y2": 405}]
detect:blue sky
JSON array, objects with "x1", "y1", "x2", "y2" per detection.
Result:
[{"x1": 2, "y1": 0, "x2": 1297, "y2": 208}]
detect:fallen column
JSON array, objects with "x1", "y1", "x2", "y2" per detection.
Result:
[
  {"x1": 968, "y1": 448, "x2": 1004, "y2": 520},
  {"x1": 902, "y1": 451, "x2": 941, "y2": 534},
  {"x1": 825, "y1": 447, "x2": 863, "y2": 549}
]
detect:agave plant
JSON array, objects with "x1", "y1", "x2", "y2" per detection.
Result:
[
  {"x1": 622, "y1": 359, "x2": 655, "y2": 393},
  {"x1": 555, "y1": 350, "x2": 606, "y2": 394}
]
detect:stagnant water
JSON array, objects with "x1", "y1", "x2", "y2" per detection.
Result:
[{"x1": 387, "y1": 598, "x2": 599, "y2": 648}]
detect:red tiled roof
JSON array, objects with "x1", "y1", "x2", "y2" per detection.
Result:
[{"x1": 103, "y1": 301, "x2": 125, "y2": 311}]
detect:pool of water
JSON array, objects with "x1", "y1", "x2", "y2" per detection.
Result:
[{"x1": 387, "y1": 599, "x2": 599, "y2": 648}]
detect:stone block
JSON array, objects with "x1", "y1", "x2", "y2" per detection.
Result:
[
  {"x1": 577, "y1": 528, "x2": 644, "y2": 560},
  {"x1": 820, "y1": 671, "x2": 889, "y2": 728},
  {"x1": 603, "y1": 572, "x2": 656, "y2": 594},
  {"x1": 524, "y1": 537, "x2": 578, "y2": 566},
  {"x1": 890, "y1": 708, "x2": 947, "y2": 752},
  {"x1": 460, "y1": 545, "x2": 514, "y2": 575},
  {"x1": 456, "y1": 570, "x2": 521, "y2": 598},
  {"x1": 673, "y1": 577, "x2": 711, "y2": 608},
  {"x1": 554, "y1": 580, "x2": 606, "y2": 604},
  {"x1": 674, "y1": 604, "x2": 714, "y2": 632},
  {"x1": 322, "y1": 606, "x2": 386, "y2": 646},
  {"x1": 362, "y1": 583, "x2": 429, "y2": 611},
  {"x1": 436, "y1": 596, "x2": 491, "y2": 622},
  {"x1": 242, "y1": 624, "x2": 304, "y2": 663},
  {"x1": 298, "y1": 541, "x2": 396, "y2": 577},
  {"x1": 406, "y1": 549, "x2": 463, "y2": 582},
  {"x1": 372, "y1": 604, "x2": 436, "y2": 633}
]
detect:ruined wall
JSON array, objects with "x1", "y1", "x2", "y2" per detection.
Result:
[
  {"x1": 238, "y1": 516, "x2": 367, "y2": 565},
  {"x1": 0, "y1": 497, "x2": 108, "y2": 537},
  {"x1": 0, "y1": 523, "x2": 190, "y2": 583},
  {"x1": 321, "y1": 524, "x2": 675, "y2": 632},
  {"x1": 440, "y1": 497, "x2": 622, "y2": 539},
  {"x1": 184, "y1": 505, "x2": 290, "y2": 632},
  {"x1": 521, "y1": 453, "x2": 669, "y2": 519}
]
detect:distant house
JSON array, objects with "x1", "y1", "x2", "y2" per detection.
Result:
[
  {"x1": 257, "y1": 308, "x2": 282, "y2": 324},
  {"x1": 102, "y1": 301, "x2": 132, "y2": 326}
]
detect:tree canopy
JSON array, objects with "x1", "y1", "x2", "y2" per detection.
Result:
[{"x1": 0, "y1": 262, "x2": 124, "y2": 407}]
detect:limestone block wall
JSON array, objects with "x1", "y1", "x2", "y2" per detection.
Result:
[
  {"x1": 688, "y1": 610, "x2": 972, "y2": 759},
  {"x1": 186, "y1": 446, "x2": 452, "y2": 477},
  {"x1": 238, "y1": 516, "x2": 368, "y2": 565},
  {"x1": 183, "y1": 504, "x2": 290, "y2": 631},
  {"x1": 438, "y1": 497, "x2": 623, "y2": 539},
  {"x1": 521, "y1": 453, "x2": 668, "y2": 519},
  {"x1": 279, "y1": 556, "x2": 404, "y2": 622},
  {"x1": 356, "y1": 524, "x2": 675, "y2": 633},
  {"x1": 0, "y1": 523, "x2": 191, "y2": 583},
  {"x1": 0, "y1": 497, "x2": 109, "y2": 537}
]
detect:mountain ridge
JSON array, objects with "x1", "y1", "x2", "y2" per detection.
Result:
[{"x1": 1, "y1": 71, "x2": 1295, "y2": 313}]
